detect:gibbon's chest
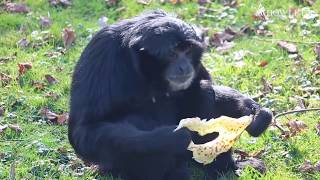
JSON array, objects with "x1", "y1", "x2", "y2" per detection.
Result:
[{"x1": 132, "y1": 95, "x2": 180, "y2": 129}]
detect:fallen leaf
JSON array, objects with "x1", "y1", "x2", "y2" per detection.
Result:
[
  {"x1": 256, "y1": 29, "x2": 273, "y2": 37},
  {"x1": 49, "y1": 0, "x2": 72, "y2": 7},
  {"x1": 40, "y1": 16, "x2": 52, "y2": 28},
  {"x1": 137, "y1": 0, "x2": 151, "y2": 5},
  {"x1": 57, "y1": 113, "x2": 69, "y2": 125},
  {"x1": 198, "y1": 0, "x2": 211, "y2": 5},
  {"x1": 168, "y1": 0, "x2": 185, "y2": 4},
  {"x1": 234, "y1": 149, "x2": 250, "y2": 160},
  {"x1": 252, "y1": 7, "x2": 268, "y2": 21},
  {"x1": 0, "y1": 73, "x2": 12, "y2": 86},
  {"x1": 236, "y1": 157, "x2": 267, "y2": 174},
  {"x1": 40, "y1": 108, "x2": 58, "y2": 121},
  {"x1": 221, "y1": 0, "x2": 238, "y2": 7},
  {"x1": 315, "y1": 161, "x2": 320, "y2": 171},
  {"x1": 17, "y1": 38, "x2": 30, "y2": 48},
  {"x1": 45, "y1": 92, "x2": 60, "y2": 100},
  {"x1": 304, "y1": 0, "x2": 316, "y2": 6},
  {"x1": 258, "y1": 60, "x2": 268, "y2": 67},
  {"x1": 18, "y1": 63, "x2": 32, "y2": 75},
  {"x1": 45, "y1": 74, "x2": 58, "y2": 85},
  {"x1": 277, "y1": 41, "x2": 298, "y2": 54},
  {"x1": 210, "y1": 28, "x2": 238, "y2": 51},
  {"x1": 299, "y1": 160, "x2": 314, "y2": 173},
  {"x1": 0, "y1": 124, "x2": 22, "y2": 134},
  {"x1": 4, "y1": 2, "x2": 30, "y2": 13},
  {"x1": 31, "y1": 80, "x2": 46, "y2": 90},
  {"x1": 0, "y1": 56, "x2": 16, "y2": 63},
  {"x1": 261, "y1": 77, "x2": 272, "y2": 94},
  {"x1": 286, "y1": 120, "x2": 308, "y2": 135},
  {"x1": 39, "y1": 108, "x2": 68, "y2": 125},
  {"x1": 0, "y1": 125, "x2": 8, "y2": 133},
  {"x1": 57, "y1": 146, "x2": 68, "y2": 154},
  {"x1": 316, "y1": 122, "x2": 320, "y2": 136},
  {"x1": 216, "y1": 42, "x2": 235, "y2": 52},
  {"x1": 62, "y1": 27, "x2": 76, "y2": 49},
  {"x1": 8, "y1": 124, "x2": 22, "y2": 133}
]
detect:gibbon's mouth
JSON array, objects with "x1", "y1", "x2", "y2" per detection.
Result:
[
  {"x1": 167, "y1": 72, "x2": 194, "y2": 91},
  {"x1": 168, "y1": 73, "x2": 194, "y2": 83}
]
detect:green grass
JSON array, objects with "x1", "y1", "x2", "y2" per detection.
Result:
[{"x1": 1, "y1": 0, "x2": 320, "y2": 179}]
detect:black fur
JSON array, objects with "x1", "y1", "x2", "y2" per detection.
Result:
[{"x1": 68, "y1": 10, "x2": 272, "y2": 180}]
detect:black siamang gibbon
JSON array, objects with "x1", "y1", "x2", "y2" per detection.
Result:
[{"x1": 68, "y1": 10, "x2": 272, "y2": 180}]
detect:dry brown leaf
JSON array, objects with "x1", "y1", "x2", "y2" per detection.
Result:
[
  {"x1": 168, "y1": 0, "x2": 185, "y2": 4},
  {"x1": 45, "y1": 74, "x2": 58, "y2": 85},
  {"x1": 315, "y1": 161, "x2": 320, "y2": 171},
  {"x1": 235, "y1": 149, "x2": 266, "y2": 161},
  {"x1": 57, "y1": 113, "x2": 69, "y2": 125},
  {"x1": 31, "y1": 81, "x2": 46, "y2": 90},
  {"x1": 198, "y1": 0, "x2": 211, "y2": 5},
  {"x1": 286, "y1": 120, "x2": 307, "y2": 135},
  {"x1": 176, "y1": 116, "x2": 252, "y2": 164},
  {"x1": 258, "y1": 60, "x2": 268, "y2": 67},
  {"x1": 39, "y1": 108, "x2": 68, "y2": 125},
  {"x1": 45, "y1": 92, "x2": 60, "y2": 100},
  {"x1": 40, "y1": 108, "x2": 58, "y2": 120},
  {"x1": 252, "y1": 9, "x2": 268, "y2": 21},
  {"x1": 256, "y1": 29, "x2": 273, "y2": 37},
  {"x1": 40, "y1": 16, "x2": 52, "y2": 28},
  {"x1": 0, "y1": 73, "x2": 12, "y2": 86},
  {"x1": 136, "y1": 0, "x2": 151, "y2": 5},
  {"x1": 62, "y1": 27, "x2": 76, "y2": 49},
  {"x1": 261, "y1": 77, "x2": 272, "y2": 94},
  {"x1": 277, "y1": 41, "x2": 298, "y2": 54},
  {"x1": 17, "y1": 38, "x2": 30, "y2": 48},
  {"x1": 0, "y1": 124, "x2": 22, "y2": 133},
  {"x1": 210, "y1": 28, "x2": 238, "y2": 51},
  {"x1": 0, "y1": 55, "x2": 16, "y2": 63},
  {"x1": 18, "y1": 63, "x2": 32, "y2": 75},
  {"x1": 234, "y1": 149, "x2": 250, "y2": 160},
  {"x1": 5, "y1": 2, "x2": 30, "y2": 13},
  {"x1": 313, "y1": 66, "x2": 320, "y2": 75},
  {"x1": 49, "y1": 0, "x2": 72, "y2": 7},
  {"x1": 0, "y1": 124, "x2": 8, "y2": 133},
  {"x1": 57, "y1": 146, "x2": 68, "y2": 154},
  {"x1": 236, "y1": 157, "x2": 267, "y2": 174},
  {"x1": 304, "y1": 0, "x2": 316, "y2": 6},
  {"x1": 8, "y1": 124, "x2": 22, "y2": 133},
  {"x1": 221, "y1": 0, "x2": 238, "y2": 7},
  {"x1": 299, "y1": 160, "x2": 314, "y2": 173}
]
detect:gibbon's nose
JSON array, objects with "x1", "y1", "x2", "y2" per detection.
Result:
[{"x1": 178, "y1": 63, "x2": 193, "y2": 76}]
